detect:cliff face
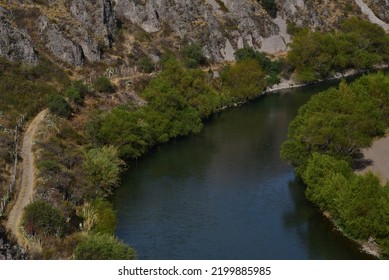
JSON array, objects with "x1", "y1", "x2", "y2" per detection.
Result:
[
  {"x1": 0, "y1": 0, "x2": 387, "y2": 65},
  {"x1": 0, "y1": 6, "x2": 37, "y2": 64},
  {"x1": 0, "y1": 0, "x2": 116, "y2": 66}
]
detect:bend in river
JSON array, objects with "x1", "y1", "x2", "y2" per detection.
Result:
[{"x1": 113, "y1": 80, "x2": 375, "y2": 260}]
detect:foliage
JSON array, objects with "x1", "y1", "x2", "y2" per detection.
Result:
[
  {"x1": 47, "y1": 94, "x2": 73, "y2": 118},
  {"x1": 287, "y1": 18, "x2": 389, "y2": 82},
  {"x1": 90, "y1": 199, "x2": 117, "y2": 235},
  {"x1": 23, "y1": 200, "x2": 66, "y2": 237},
  {"x1": 74, "y1": 233, "x2": 137, "y2": 260},
  {"x1": 260, "y1": 0, "x2": 277, "y2": 18},
  {"x1": 139, "y1": 56, "x2": 155, "y2": 73},
  {"x1": 87, "y1": 59, "x2": 222, "y2": 159},
  {"x1": 234, "y1": 47, "x2": 283, "y2": 86},
  {"x1": 281, "y1": 76, "x2": 386, "y2": 175},
  {"x1": 83, "y1": 146, "x2": 124, "y2": 197},
  {"x1": 93, "y1": 76, "x2": 115, "y2": 93},
  {"x1": 303, "y1": 154, "x2": 389, "y2": 240},
  {"x1": 282, "y1": 73, "x2": 389, "y2": 257},
  {"x1": 221, "y1": 59, "x2": 267, "y2": 100},
  {"x1": 181, "y1": 43, "x2": 207, "y2": 68},
  {"x1": 65, "y1": 80, "x2": 90, "y2": 105}
]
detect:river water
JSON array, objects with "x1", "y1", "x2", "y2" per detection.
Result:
[{"x1": 113, "y1": 81, "x2": 374, "y2": 260}]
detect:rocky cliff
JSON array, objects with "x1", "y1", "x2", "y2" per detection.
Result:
[{"x1": 0, "y1": 0, "x2": 388, "y2": 66}]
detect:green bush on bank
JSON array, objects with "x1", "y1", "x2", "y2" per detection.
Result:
[
  {"x1": 303, "y1": 154, "x2": 389, "y2": 240},
  {"x1": 287, "y1": 18, "x2": 389, "y2": 82},
  {"x1": 87, "y1": 59, "x2": 222, "y2": 159},
  {"x1": 281, "y1": 73, "x2": 389, "y2": 257},
  {"x1": 281, "y1": 75, "x2": 387, "y2": 176},
  {"x1": 74, "y1": 233, "x2": 136, "y2": 260}
]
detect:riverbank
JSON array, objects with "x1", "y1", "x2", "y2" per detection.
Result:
[
  {"x1": 265, "y1": 64, "x2": 389, "y2": 93},
  {"x1": 281, "y1": 72, "x2": 389, "y2": 259}
]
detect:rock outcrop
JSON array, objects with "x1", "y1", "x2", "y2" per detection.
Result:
[
  {"x1": 0, "y1": 226, "x2": 27, "y2": 260},
  {"x1": 0, "y1": 7, "x2": 37, "y2": 64},
  {"x1": 0, "y1": 0, "x2": 386, "y2": 65},
  {"x1": 37, "y1": 16, "x2": 84, "y2": 66}
]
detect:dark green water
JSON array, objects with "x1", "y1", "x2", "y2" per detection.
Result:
[{"x1": 113, "y1": 81, "x2": 374, "y2": 260}]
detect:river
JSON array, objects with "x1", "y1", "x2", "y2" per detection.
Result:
[{"x1": 113, "y1": 80, "x2": 374, "y2": 260}]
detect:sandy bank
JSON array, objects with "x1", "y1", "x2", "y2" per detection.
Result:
[{"x1": 356, "y1": 135, "x2": 389, "y2": 184}]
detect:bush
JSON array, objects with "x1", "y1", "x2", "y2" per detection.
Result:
[
  {"x1": 139, "y1": 57, "x2": 154, "y2": 73},
  {"x1": 234, "y1": 47, "x2": 283, "y2": 85},
  {"x1": 91, "y1": 199, "x2": 117, "y2": 235},
  {"x1": 65, "y1": 80, "x2": 90, "y2": 105},
  {"x1": 181, "y1": 43, "x2": 206, "y2": 68},
  {"x1": 260, "y1": 0, "x2": 277, "y2": 18},
  {"x1": 83, "y1": 146, "x2": 124, "y2": 197},
  {"x1": 23, "y1": 200, "x2": 66, "y2": 237},
  {"x1": 221, "y1": 59, "x2": 267, "y2": 100},
  {"x1": 93, "y1": 76, "x2": 115, "y2": 93},
  {"x1": 47, "y1": 94, "x2": 73, "y2": 118},
  {"x1": 287, "y1": 18, "x2": 389, "y2": 82},
  {"x1": 74, "y1": 234, "x2": 137, "y2": 260},
  {"x1": 281, "y1": 78, "x2": 386, "y2": 175}
]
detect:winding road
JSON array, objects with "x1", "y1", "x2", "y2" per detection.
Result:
[{"x1": 6, "y1": 110, "x2": 47, "y2": 247}]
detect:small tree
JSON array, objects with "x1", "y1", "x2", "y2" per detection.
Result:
[{"x1": 83, "y1": 146, "x2": 124, "y2": 197}]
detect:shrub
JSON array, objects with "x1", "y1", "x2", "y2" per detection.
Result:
[
  {"x1": 221, "y1": 59, "x2": 267, "y2": 100},
  {"x1": 93, "y1": 76, "x2": 115, "y2": 93},
  {"x1": 47, "y1": 94, "x2": 73, "y2": 118},
  {"x1": 83, "y1": 146, "x2": 124, "y2": 197},
  {"x1": 139, "y1": 57, "x2": 154, "y2": 73},
  {"x1": 23, "y1": 200, "x2": 66, "y2": 237},
  {"x1": 181, "y1": 43, "x2": 206, "y2": 68},
  {"x1": 74, "y1": 233, "x2": 137, "y2": 260},
  {"x1": 260, "y1": 0, "x2": 277, "y2": 18},
  {"x1": 91, "y1": 199, "x2": 117, "y2": 235}
]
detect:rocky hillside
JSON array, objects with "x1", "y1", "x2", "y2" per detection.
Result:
[{"x1": 0, "y1": 0, "x2": 387, "y2": 68}]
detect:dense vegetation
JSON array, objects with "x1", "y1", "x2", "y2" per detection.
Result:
[
  {"x1": 281, "y1": 73, "x2": 389, "y2": 257},
  {"x1": 287, "y1": 18, "x2": 389, "y2": 82},
  {"x1": 87, "y1": 53, "x2": 280, "y2": 159}
]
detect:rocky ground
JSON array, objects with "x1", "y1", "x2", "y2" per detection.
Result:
[{"x1": 0, "y1": 225, "x2": 27, "y2": 260}]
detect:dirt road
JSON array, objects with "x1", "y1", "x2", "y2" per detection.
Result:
[{"x1": 6, "y1": 110, "x2": 47, "y2": 247}]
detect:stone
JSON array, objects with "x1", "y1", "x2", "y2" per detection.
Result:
[{"x1": 0, "y1": 8, "x2": 38, "y2": 64}]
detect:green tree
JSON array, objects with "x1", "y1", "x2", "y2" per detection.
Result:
[
  {"x1": 83, "y1": 146, "x2": 124, "y2": 197},
  {"x1": 221, "y1": 59, "x2": 267, "y2": 100},
  {"x1": 98, "y1": 108, "x2": 150, "y2": 159},
  {"x1": 281, "y1": 78, "x2": 385, "y2": 175},
  {"x1": 23, "y1": 200, "x2": 66, "y2": 237},
  {"x1": 74, "y1": 233, "x2": 137, "y2": 260}
]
